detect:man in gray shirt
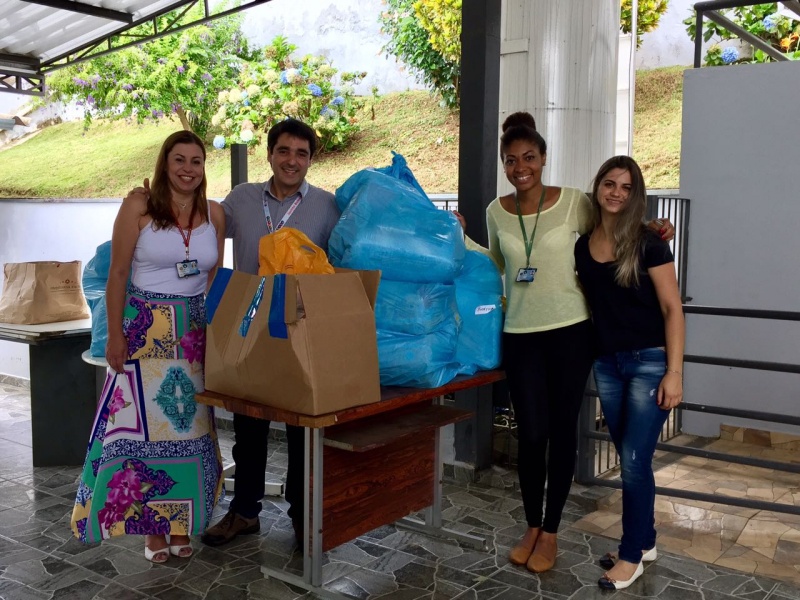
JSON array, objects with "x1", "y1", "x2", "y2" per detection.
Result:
[{"x1": 202, "y1": 119, "x2": 340, "y2": 548}]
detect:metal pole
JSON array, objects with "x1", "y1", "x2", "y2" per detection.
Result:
[{"x1": 628, "y1": 0, "x2": 638, "y2": 155}]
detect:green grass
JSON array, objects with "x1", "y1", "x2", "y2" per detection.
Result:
[
  {"x1": 633, "y1": 66, "x2": 684, "y2": 190},
  {"x1": 0, "y1": 69, "x2": 683, "y2": 198}
]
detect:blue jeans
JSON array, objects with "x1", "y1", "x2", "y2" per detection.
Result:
[{"x1": 593, "y1": 347, "x2": 671, "y2": 564}]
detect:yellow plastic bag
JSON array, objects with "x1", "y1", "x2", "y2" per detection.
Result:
[{"x1": 258, "y1": 227, "x2": 335, "y2": 276}]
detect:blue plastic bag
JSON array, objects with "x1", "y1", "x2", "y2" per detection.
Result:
[
  {"x1": 374, "y1": 280, "x2": 456, "y2": 336},
  {"x1": 82, "y1": 241, "x2": 111, "y2": 312},
  {"x1": 454, "y1": 251, "x2": 504, "y2": 374},
  {"x1": 82, "y1": 241, "x2": 112, "y2": 357},
  {"x1": 376, "y1": 318, "x2": 461, "y2": 388},
  {"x1": 329, "y1": 154, "x2": 465, "y2": 284}
]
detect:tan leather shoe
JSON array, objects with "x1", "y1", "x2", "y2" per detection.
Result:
[
  {"x1": 508, "y1": 527, "x2": 540, "y2": 565},
  {"x1": 527, "y1": 532, "x2": 557, "y2": 573}
]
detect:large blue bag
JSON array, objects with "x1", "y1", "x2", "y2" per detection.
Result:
[
  {"x1": 374, "y1": 280, "x2": 456, "y2": 336},
  {"x1": 376, "y1": 317, "x2": 461, "y2": 388},
  {"x1": 82, "y1": 241, "x2": 112, "y2": 357},
  {"x1": 454, "y1": 251, "x2": 504, "y2": 374},
  {"x1": 329, "y1": 154, "x2": 465, "y2": 284}
]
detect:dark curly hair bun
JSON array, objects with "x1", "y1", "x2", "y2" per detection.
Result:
[{"x1": 502, "y1": 111, "x2": 536, "y2": 133}]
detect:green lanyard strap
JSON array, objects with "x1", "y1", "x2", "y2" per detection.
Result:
[{"x1": 515, "y1": 185, "x2": 547, "y2": 268}]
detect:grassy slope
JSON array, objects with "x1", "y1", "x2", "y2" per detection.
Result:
[{"x1": 0, "y1": 68, "x2": 682, "y2": 198}]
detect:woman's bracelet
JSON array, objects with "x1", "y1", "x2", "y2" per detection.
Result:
[{"x1": 666, "y1": 368, "x2": 683, "y2": 378}]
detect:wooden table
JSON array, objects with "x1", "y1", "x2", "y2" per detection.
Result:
[
  {"x1": 0, "y1": 319, "x2": 94, "y2": 466},
  {"x1": 196, "y1": 369, "x2": 505, "y2": 599}
]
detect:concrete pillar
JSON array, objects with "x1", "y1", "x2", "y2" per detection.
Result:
[{"x1": 500, "y1": 0, "x2": 620, "y2": 193}]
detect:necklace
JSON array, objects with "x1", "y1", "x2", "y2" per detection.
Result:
[{"x1": 173, "y1": 199, "x2": 189, "y2": 211}]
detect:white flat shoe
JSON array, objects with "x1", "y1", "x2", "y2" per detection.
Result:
[{"x1": 598, "y1": 561, "x2": 644, "y2": 590}]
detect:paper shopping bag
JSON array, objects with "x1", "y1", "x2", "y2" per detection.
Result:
[{"x1": 0, "y1": 261, "x2": 91, "y2": 324}]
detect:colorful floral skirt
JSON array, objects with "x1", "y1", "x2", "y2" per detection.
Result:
[{"x1": 71, "y1": 285, "x2": 223, "y2": 543}]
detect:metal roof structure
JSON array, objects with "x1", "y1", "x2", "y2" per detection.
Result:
[{"x1": 0, "y1": 0, "x2": 274, "y2": 96}]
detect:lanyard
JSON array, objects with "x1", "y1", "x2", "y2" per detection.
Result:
[
  {"x1": 515, "y1": 185, "x2": 547, "y2": 268},
  {"x1": 174, "y1": 204, "x2": 197, "y2": 260},
  {"x1": 263, "y1": 184, "x2": 303, "y2": 234}
]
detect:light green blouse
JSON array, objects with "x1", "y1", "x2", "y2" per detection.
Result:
[{"x1": 468, "y1": 187, "x2": 593, "y2": 333}]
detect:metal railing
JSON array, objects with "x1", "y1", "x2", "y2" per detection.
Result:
[
  {"x1": 693, "y1": 1, "x2": 799, "y2": 68},
  {"x1": 576, "y1": 305, "x2": 800, "y2": 516}
]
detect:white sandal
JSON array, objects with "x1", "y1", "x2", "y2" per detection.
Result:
[{"x1": 144, "y1": 544, "x2": 170, "y2": 563}]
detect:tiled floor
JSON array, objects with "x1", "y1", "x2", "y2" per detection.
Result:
[
  {"x1": 1, "y1": 382, "x2": 799, "y2": 599},
  {"x1": 572, "y1": 433, "x2": 800, "y2": 586}
]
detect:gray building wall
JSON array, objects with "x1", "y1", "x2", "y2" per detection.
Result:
[{"x1": 680, "y1": 61, "x2": 800, "y2": 437}]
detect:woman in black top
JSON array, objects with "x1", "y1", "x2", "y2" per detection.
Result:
[{"x1": 575, "y1": 156, "x2": 684, "y2": 590}]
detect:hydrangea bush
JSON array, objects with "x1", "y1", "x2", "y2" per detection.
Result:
[
  {"x1": 685, "y1": 3, "x2": 800, "y2": 66},
  {"x1": 211, "y1": 36, "x2": 369, "y2": 152}
]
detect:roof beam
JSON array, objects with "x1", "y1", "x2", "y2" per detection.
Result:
[
  {"x1": 0, "y1": 70, "x2": 45, "y2": 96},
  {"x1": 0, "y1": 52, "x2": 41, "y2": 72},
  {"x1": 19, "y1": 0, "x2": 133, "y2": 23}
]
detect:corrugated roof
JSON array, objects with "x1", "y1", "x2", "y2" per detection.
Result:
[{"x1": 0, "y1": 0, "x2": 272, "y2": 94}]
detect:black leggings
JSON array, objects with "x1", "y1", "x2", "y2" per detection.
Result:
[{"x1": 503, "y1": 320, "x2": 594, "y2": 533}]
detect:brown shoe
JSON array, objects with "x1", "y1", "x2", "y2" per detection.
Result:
[
  {"x1": 527, "y1": 531, "x2": 557, "y2": 573},
  {"x1": 201, "y1": 510, "x2": 260, "y2": 547},
  {"x1": 508, "y1": 527, "x2": 540, "y2": 565}
]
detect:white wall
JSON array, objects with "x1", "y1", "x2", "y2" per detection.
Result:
[
  {"x1": 234, "y1": 0, "x2": 423, "y2": 96},
  {"x1": 636, "y1": 0, "x2": 696, "y2": 68},
  {"x1": 680, "y1": 61, "x2": 800, "y2": 436}
]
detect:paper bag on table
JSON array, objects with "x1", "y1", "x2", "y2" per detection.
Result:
[{"x1": 0, "y1": 261, "x2": 91, "y2": 324}]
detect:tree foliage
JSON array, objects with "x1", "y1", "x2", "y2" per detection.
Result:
[
  {"x1": 620, "y1": 0, "x2": 669, "y2": 47},
  {"x1": 46, "y1": 5, "x2": 257, "y2": 139},
  {"x1": 379, "y1": 0, "x2": 460, "y2": 109}
]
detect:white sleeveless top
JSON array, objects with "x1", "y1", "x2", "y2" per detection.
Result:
[{"x1": 131, "y1": 207, "x2": 218, "y2": 297}]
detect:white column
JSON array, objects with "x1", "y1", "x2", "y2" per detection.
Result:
[{"x1": 500, "y1": 0, "x2": 620, "y2": 193}]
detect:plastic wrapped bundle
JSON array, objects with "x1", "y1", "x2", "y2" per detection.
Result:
[
  {"x1": 329, "y1": 155, "x2": 465, "y2": 284},
  {"x1": 82, "y1": 241, "x2": 112, "y2": 357},
  {"x1": 377, "y1": 316, "x2": 461, "y2": 388},
  {"x1": 454, "y1": 251, "x2": 504, "y2": 374},
  {"x1": 82, "y1": 241, "x2": 112, "y2": 312},
  {"x1": 374, "y1": 280, "x2": 456, "y2": 336}
]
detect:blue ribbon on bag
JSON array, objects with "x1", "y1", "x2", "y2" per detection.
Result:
[{"x1": 237, "y1": 274, "x2": 288, "y2": 339}]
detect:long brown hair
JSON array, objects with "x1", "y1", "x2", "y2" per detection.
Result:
[
  {"x1": 148, "y1": 131, "x2": 208, "y2": 230},
  {"x1": 590, "y1": 155, "x2": 648, "y2": 288}
]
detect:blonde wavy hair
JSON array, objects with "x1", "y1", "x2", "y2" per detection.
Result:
[{"x1": 590, "y1": 155, "x2": 648, "y2": 288}]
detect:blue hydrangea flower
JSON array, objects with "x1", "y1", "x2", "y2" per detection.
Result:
[
  {"x1": 240, "y1": 90, "x2": 248, "y2": 99},
  {"x1": 280, "y1": 70, "x2": 289, "y2": 85},
  {"x1": 320, "y1": 106, "x2": 336, "y2": 118},
  {"x1": 307, "y1": 83, "x2": 323, "y2": 97},
  {"x1": 243, "y1": 99, "x2": 250, "y2": 106},
  {"x1": 762, "y1": 15, "x2": 778, "y2": 32},
  {"x1": 721, "y1": 47, "x2": 739, "y2": 64},
  {"x1": 331, "y1": 96, "x2": 345, "y2": 106},
  {"x1": 213, "y1": 135, "x2": 226, "y2": 150}
]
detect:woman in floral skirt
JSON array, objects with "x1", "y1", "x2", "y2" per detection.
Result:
[{"x1": 71, "y1": 131, "x2": 225, "y2": 563}]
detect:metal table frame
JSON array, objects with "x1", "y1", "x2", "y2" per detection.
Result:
[{"x1": 198, "y1": 370, "x2": 504, "y2": 599}]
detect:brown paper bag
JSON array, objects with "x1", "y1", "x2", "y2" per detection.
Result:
[{"x1": 0, "y1": 261, "x2": 91, "y2": 324}]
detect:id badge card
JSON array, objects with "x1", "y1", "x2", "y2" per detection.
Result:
[
  {"x1": 516, "y1": 267, "x2": 537, "y2": 283},
  {"x1": 176, "y1": 259, "x2": 200, "y2": 278}
]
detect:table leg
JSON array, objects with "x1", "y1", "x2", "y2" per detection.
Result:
[
  {"x1": 397, "y1": 396, "x2": 488, "y2": 550},
  {"x1": 29, "y1": 334, "x2": 94, "y2": 467}
]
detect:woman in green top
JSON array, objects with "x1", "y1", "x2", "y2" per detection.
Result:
[{"x1": 457, "y1": 112, "x2": 672, "y2": 574}]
